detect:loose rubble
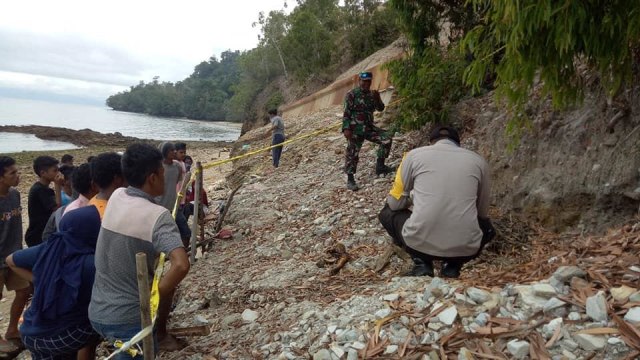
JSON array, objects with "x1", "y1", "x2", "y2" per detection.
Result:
[{"x1": 157, "y1": 106, "x2": 640, "y2": 359}]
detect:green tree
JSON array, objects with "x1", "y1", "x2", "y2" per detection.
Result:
[{"x1": 462, "y1": 0, "x2": 640, "y2": 115}]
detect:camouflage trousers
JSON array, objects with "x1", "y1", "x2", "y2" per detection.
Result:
[{"x1": 344, "y1": 125, "x2": 392, "y2": 175}]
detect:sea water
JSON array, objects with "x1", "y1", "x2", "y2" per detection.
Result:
[{"x1": 0, "y1": 97, "x2": 242, "y2": 153}]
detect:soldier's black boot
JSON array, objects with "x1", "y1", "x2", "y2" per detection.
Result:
[
  {"x1": 347, "y1": 174, "x2": 359, "y2": 191},
  {"x1": 441, "y1": 262, "x2": 462, "y2": 279},
  {"x1": 405, "y1": 257, "x2": 434, "y2": 277},
  {"x1": 375, "y1": 158, "x2": 394, "y2": 175}
]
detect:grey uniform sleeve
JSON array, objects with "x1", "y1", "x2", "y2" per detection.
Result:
[
  {"x1": 152, "y1": 211, "x2": 185, "y2": 254},
  {"x1": 386, "y1": 153, "x2": 414, "y2": 211},
  {"x1": 476, "y1": 158, "x2": 491, "y2": 219}
]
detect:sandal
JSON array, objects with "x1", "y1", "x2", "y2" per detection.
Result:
[{"x1": 0, "y1": 338, "x2": 24, "y2": 359}]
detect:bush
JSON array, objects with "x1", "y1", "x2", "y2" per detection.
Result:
[{"x1": 386, "y1": 45, "x2": 469, "y2": 130}]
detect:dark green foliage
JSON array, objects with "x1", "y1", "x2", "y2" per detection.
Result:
[
  {"x1": 462, "y1": 0, "x2": 640, "y2": 115},
  {"x1": 342, "y1": 0, "x2": 399, "y2": 62},
  {"x1": 385, "y1": 0, "x2": 476, "y2": 129},
  {"x1": 388, "y1": 0, "x2": 477, "y2": 51},
  {"x1": 107, "y1": 51, "x2": 241, "y2": 121},
  {"x1": 387, "y1": 46, "x2": 468, "y2": 130},
  {"x1": 264, "y1": 92, "x2": 285, "y2": 113}
]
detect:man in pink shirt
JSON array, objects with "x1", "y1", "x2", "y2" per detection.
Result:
[{"x1": 41, "y1": 163, "x2": 97, "y2": 241}]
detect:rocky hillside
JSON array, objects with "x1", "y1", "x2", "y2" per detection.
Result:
[{"x1": 158, "y1": 93, "x2": 640, "y2": 359}]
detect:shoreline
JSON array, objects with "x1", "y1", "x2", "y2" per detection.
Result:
[{"x1": 0, "y1": 124, "x2": 237, "y2": 149}]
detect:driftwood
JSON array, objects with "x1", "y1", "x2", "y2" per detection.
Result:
[
  {"x1": 214, "y1": 185, "x2": 242, "y2": 233},
  {"x1": 374, "y1": 244, "x2": 412, "y2": 273},
  {"x1": 315, "y1": 243, "x2": 350, "y2": 275},
  {"x1": 168, "y1": 325, "x2": 210, "y2": 337},
  {"x1": 606, "y1": 110, "x2": 629, "y2": 133}
]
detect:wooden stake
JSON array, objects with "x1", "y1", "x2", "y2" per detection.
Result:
[
  {"x1": 135, "y1": 253, "x2": 154, "y2": 360},
  {"x1": 190, "y1": 162, "x2": 202, "y2": 264}
]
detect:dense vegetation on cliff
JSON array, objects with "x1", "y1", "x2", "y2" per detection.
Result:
[
  {"x1": 387, "y1": 0, "x2": 640, "y2": 130},
  {"x1": 106, "y1": 0, "x2": 399, "y2": 122}
]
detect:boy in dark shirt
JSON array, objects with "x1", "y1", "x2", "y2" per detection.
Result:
[
  {"x1": 0, "y1": 156, "x2": 30, "y2": 352},
  {"x1": 25, "y1": 156, "x2": 62, "y2": 247}
]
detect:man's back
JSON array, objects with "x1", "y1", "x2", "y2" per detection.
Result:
[
  {"x1": 400, "y1": 140, "x2": 490, "y2": 257},
  {"x1": 89, "y1": 187, "x2": 182, "y2": 325}
]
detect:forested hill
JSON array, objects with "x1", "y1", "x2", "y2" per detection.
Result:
[{"x1": 105, "y1": 0, "x2": 400, "y2": 122}]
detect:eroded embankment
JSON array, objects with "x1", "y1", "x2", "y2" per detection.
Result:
[{"x1": 160, "y1": 103, "x2": 640, "y2": 359}]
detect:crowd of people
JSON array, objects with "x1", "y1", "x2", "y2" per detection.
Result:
[
  {"x1": 0, "y1": 142, "x2": 195, "y2": 359},
  {"x1": 0, "y1": 71, "x2": 496, "y2": 359}
]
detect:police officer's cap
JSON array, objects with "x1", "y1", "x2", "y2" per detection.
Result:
[
  {"x1": 429, "y1": 125, "x2": 460, "y2": 145},
  {"x1": 359, "y1": 72, "x2": 373, "y2": 80}
]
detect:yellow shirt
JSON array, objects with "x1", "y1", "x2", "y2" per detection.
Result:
[{"x1": 89, "y1": 196, "x2": 109, "y2": 219}]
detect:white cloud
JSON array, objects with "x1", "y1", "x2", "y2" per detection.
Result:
[{"x1": 0, "y1": 0, "x2": 290, "y2": 102}]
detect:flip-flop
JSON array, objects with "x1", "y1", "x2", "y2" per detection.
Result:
[{"x1": 0, "y1": 338, "x2": 24, "y2": 359}]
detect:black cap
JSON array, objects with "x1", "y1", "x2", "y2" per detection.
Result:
[{"x1": 429, "y1": 125, "x2": 460, "y2": 145}]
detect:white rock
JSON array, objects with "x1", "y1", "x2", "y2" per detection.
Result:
[
  {"x1": 313, "y1": 349, "x2": 332, "y2": 360},
  {"x1": 349, "y1": 341, "x2": 366, "y2": 350},
  {"x1": 241, "y1": 309, "x2": 259, "y2": 322},
  {"x1": 542, "y1": 317, "x2": 563, "y2": 339},
  {"x1": 375, "y1": 308, "x2": 392, "y2": 319},
  {"x1": 437, "y1": 306, "x2": 458, "y2": 325},
  {"x1": 624, "y1": 307, "x2": 640, "y2": 325},
  {"x1": 543, "y1": 297, "x2": 566, "y2": 313},
  {"x1": 611, "y1": 285, "x2": 637, "y2": 302},
  {"x1": 382, "y1": 293, "x2": 399, "y2": 302},
  {"x1": 515, "y1": 285, "x2": 548, "y2": 310},
  {"x1": 561, "y1": 339, "x2": 579, "y2": 351},
  {"x1": 194, "y1": 314, "x2": 209, "y2": 325},
  {"x1": 424, "y1": 277, "x2": 448, "y2": 300},
  {"x1": 630, "y1": 266, "x2": 640, "y2": 272},
  {"x1": 586, "y1": 291, "x2": 608, "y2": 322},
  {"x1": 608, "y1": 337, "x2": 625, "y2": 345},
  {"x1": 353, "y1": 229, "x2": 366, "y2": 236},
  {"x1": 458, "y1": 347, "x2": 473, "y2": 360},
  {"x1": 330, "y1": 344, "x2": 345, "y2": 358},
  {"x1": 562, "y1": 350, "x2": 577, "y2": 360},
  {"x1": 507, "y1": 339, "x2": 530, "y2": 359},
  {"x1": 630, "y1": 291, "x2": 640, "y2": 303},
  {"x1": 466, "y1": 287, "x2": 491, "y2": 304},
  {"x1": 568, "y1": 312, "x2": 581, "y2": 321},
  {"x1": 553, "y1": 266, "x2": 586, "y2": 283},
  {"x1": 347, "y1": 349, "x2": 358, "y2": 360},
  {"x1": 454, "y1": 293, "x2": 476, "y2": 305},
  {"x1": 327, "y1": 325, "x2": 337, "y2": 334},
  {"x1": 474, "y1": 312, "x2": 490, "y2": 326},
  {"x1": 532, "y1": 283, "x2": 557, "y2": 298},
  {"x1": 384, "y1": 345, "x2": 398, "y2": 354},
  {"x1": 574, "y1": 333, "x2": 606, "y2": 351}
]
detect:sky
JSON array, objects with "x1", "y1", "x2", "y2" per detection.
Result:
[{"x1": 0, "y1": 0, "x2": 290, "y2": 105}]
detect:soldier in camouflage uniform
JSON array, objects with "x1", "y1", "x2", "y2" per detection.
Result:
[{"x1": 342, "y1": 72, "x2": 393, "y2": 191}]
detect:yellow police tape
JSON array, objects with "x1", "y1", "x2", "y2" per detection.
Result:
[
  {"x1": 108, "y1": 121, "x2": 343, "y2": 358},
  {"x1": 202, "y1": 122, "x2": 342, "y2": 170}
]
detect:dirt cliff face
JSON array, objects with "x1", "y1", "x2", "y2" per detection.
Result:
[{"x1": 452, "y1": 89, "x2": 640, "y2": 233}]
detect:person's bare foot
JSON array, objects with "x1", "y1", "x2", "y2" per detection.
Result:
[{"x1": 157, "y1": 334, "x2": 182, "y2": 352}]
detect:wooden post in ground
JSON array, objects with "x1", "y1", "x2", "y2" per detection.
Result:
[
  {"x1": 190, "y1": 162, "x2": 202, "y2": 263},
  {"x1": 135, "y1": 253, "x2": 154, "y2": 360}
]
